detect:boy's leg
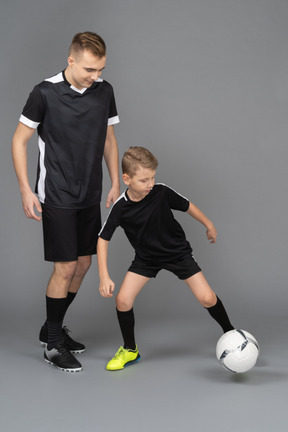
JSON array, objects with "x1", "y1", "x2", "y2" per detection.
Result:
[
  {"x1": 116, "y1": 271, "x2": 150, "y2": 348},
  {"x1": 106, "y1": 272, "x2": 149, "y2": 371},
  {"x1": 184, "y1": 272, "x2": 234, "y2": 333},
  {"x1": 117, "y1": 308, "x2": 136, "y2": 350},
  {"x1": 116, "y1": 271, "x2": 150, "y2": 311}
]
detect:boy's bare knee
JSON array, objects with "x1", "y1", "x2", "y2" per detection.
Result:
[
  {"x1": 201, "y1": 291, "x2": 217, "y2": 308},
  {"x1": 116, "y1": 294, "x2": 133, "y2": 311}
]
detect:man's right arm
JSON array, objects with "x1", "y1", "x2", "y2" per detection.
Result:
[{"x1": 12, "y1": 122, "x2": 42, "y2": 221}]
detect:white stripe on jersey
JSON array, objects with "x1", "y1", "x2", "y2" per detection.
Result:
[
  {"x1": 108, "y1": 115, "x2": 120, "y2": 126},
  {"x1": 98, "y1": 191, "x2": 127, "y2": 236},
  {"x1": 45, "y1": 72, "x2": 64, "y2": 84},
  {"x1": 45, "y1": 72, "x2": 88, "y2": 94},
  {"x1": 37, "y1": 136, "x2": 47, "y2": 203},
  {"x1": 19, "y1": 114, "x2": 40, "y2": 129},
  {"x1": 70, "y1": 85, "x2": 87, "y2": 94},
  {"x1": 155, "y1": 183, "x2": 189, "y2": 202}
]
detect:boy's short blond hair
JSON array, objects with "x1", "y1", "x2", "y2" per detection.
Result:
[{"x1": 122, "y1": 147, "x2": 158, "y2": 177}]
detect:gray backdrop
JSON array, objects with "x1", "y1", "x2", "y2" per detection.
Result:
[{"x1": 0, "y1": 0, "x2": 287, "y2": 431}]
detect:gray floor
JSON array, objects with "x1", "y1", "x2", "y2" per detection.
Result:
[{"x1": 1, "y1": 310, "x2": 287, "y2": 432}]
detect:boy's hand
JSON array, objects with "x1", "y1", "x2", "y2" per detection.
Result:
[
  {"x1": 99, "y1": 277, "x2": 115, "y2": 298},
  {"x1": 206, "y1": 224, "x2": 217, "y2": 244}
]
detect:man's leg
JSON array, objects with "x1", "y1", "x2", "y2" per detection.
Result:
[
  {"x1": 40, "y1": 204, "x2": 99, "y2": 369},
  {"x1": 40, "y1": 257, "x2": 91, "y2": 352},
  {"x1": 43, "y1": 261, "x2": 83, "y2": 372},
  {"x1": 61, "y1": 256, "x2": 92, "y2": 319},
  {"x1": 67, "y1": 255, "x2": 92, "y2": 294}
]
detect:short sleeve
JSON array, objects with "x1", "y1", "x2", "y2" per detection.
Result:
[
  {"x1": 19, "y1": 86, "x2": 45, "y2": 129},
  {"x1": 108, "y1": 88, "x2": 119, "y2": 126},
  {"x1": 98, "y1": 204, "x2": 121, "y2": 241},
  {"x1": 165, "y1": 185, "x2": 190, "y2": 212}
]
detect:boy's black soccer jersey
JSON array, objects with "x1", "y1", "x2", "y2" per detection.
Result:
[
  {"x1": 99, "y1": 184, "x2": 193, "y2": 262},
  {"x1": 20, "y1": 71, "x2": 119, "y2": 209}
]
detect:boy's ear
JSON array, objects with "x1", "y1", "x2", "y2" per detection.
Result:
[{"x1": 122, "y1": 173, "x2": 130, "y2": 185}]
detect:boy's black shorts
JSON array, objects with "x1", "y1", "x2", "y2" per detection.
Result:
[
  {"x1": 128, "y1": 253, "x2": 201, "y2": 280},
  {"x1": 42, "y1": 203, "x2": 101, "y2": 262}
]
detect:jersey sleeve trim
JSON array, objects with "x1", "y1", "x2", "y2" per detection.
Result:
[
  {"x1": 98, "y1": 191, "x2": 126, "y2": 238},
  {"x1": 156, "y1": 183, "x2": 189, "y2": 201},
  {"x1": 108, "y1": 115, "x2": 120, "y2": 126},
  {"x1": 19, "y1": 114, "x2": 40, "y2": 129},
  {"x1": 155, "y1": 183, "x2": 190, "y2": 212}
]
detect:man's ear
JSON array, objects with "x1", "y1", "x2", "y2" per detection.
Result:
[{"x1": 67, "y1": 56, "x2": 75, "y2": 68}]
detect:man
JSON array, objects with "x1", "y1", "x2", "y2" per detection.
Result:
[{"x1": 12, "y1": 32, "x2": 120, "y2": 372}]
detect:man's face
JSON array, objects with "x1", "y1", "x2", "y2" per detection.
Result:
[{"x1": 67, "y1": 49, "x2": 106, "y2": 90}]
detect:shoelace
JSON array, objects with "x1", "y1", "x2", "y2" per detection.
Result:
[
  {"x1": 115, "y1": 347, "x2": 125, "y2": 358},
  {"x1": 63, "y1": 326, "x2": 71, "y2": 335},
  {"x1": 62, "y1": 326, "x2": 73, "y2": 342},
  {"x1": 56, "y1": 343, "x2": 76, "y2": 360}
]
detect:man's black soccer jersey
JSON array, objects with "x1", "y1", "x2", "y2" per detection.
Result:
[
  {"x1": 99, "y1": 184, "x2": 193, "y2": 262},
  {"x1": 20, "y1": 71, "x2": 119, "y2": 209}
]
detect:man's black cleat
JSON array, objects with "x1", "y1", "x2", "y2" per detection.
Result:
[
  {"x1": 44, "y1": 343, "x2": 82, "y2": 372},
  {"x1": 39, "y1": 325, "x2": 85, "y2": 353}
]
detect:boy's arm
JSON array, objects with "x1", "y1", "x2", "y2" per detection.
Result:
[
  {"x1": 12, "y1": 122, "x2": 42, "y2": 221},
  {"x1": 103, "y1": 125, "x2": 120, "y2": 208},
  {"x1": 97, "y1": 237, "x2": 115, "y2": 297},
  {"x1": 187, "y1": 202, "x2": 217, "y2": 244}
]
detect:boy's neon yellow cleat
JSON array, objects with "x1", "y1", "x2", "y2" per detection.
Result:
[{"x1": 106, "y1": 346, "x2": 141, "y2": 371}]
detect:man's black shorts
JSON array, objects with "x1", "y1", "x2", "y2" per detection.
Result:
[
  {"x1": 42, "y1": 203, "x2": 101, "y2": 262},
  {"x1": 128, "y1": 253, "x2": 201, "y2": 280}
]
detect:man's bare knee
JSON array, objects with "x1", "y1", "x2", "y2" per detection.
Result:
[
  {"x1": 76, "y1": 256, "x2": 92, "y2": 278},
  {"x1": 53, "y1": 261, "x2": 78, "y2": 283}
]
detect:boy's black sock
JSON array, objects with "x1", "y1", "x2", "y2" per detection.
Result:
[
  {"x1": 206, "y1": 296, "x2": 234, "y2": 333},
  {"x1": 116, "y1": 308, "x2": 136, "y2": 350},
  {"x1": 46, "y1": 296, "x2": 67, "y2": 350}
]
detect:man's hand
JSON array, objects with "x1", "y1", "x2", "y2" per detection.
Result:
[
  {"x1": 22, "y1": 190, "x2": 42, "y2": 221},
  {"x1": 106, "y1": 185, "x2": 120, "y2": 208}
]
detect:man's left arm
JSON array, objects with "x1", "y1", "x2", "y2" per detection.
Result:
[{"x1": 103, "y1": 125, "x2": 120, "y2": 208}]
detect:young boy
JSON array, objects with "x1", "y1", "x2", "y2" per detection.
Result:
[{"x1": 97, "y1": 146, "x2": 234, "y2": 371}]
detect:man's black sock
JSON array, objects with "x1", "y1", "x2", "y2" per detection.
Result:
[
  {"x1": 43, "y1": 291, "x2": 77, "y2": 329},
  {"x1": 65, "y1": 291, "x2": 77, "y2": 315},
  {"x1": 117, "y1": 308, "x2": 136, "y2": 350},
  {"x1": 46, "y1": 296, "x2": 67, "y2": 350},
  {"x1": 206, "y1": 296, "x2": 234, "y2": 333}
]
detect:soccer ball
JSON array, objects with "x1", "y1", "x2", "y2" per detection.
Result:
[{"x1": 216, "y1": 329, "x2": 259, "y2": 373}]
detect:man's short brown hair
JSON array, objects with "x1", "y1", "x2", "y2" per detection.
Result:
[
  {"x1": 122, "y1": 147, "x2": 158, "y2": 177},
  {"x1": 69, "y1": 32, "x2": 106, "y2": 58}
]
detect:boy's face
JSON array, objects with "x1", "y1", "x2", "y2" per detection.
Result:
[
  {"x1": 66, "y1": 49, "x2": 106, "y2": 90},
  {"x1": 123, "y1": 166, "x2": 156, "y2": 201}
]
